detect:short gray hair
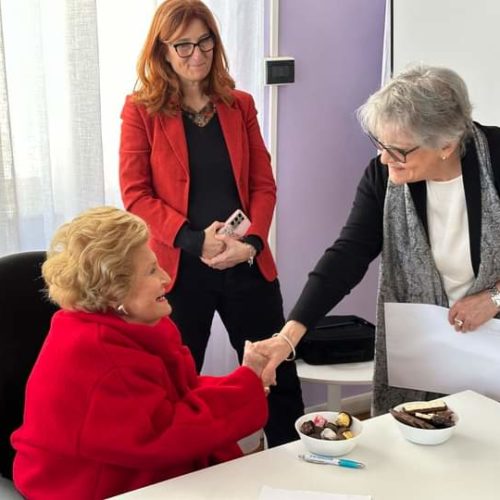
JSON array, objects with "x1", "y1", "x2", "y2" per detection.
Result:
[{"x1": 357, "y1": 64, "x2": 473, "y2": 153}]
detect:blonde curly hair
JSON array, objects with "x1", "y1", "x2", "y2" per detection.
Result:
[{"x1": 42, "y1": 207, "x2": 149, "y2": 312}]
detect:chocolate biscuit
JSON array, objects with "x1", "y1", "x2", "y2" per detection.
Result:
[{"x1": 401, "y1": 400, "x2": 447, "y2": 414}]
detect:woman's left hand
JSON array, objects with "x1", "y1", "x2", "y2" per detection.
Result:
[
  {"x1": 201, "y1": 234, "x2": 253, "y2": 270},
  {"x1": 448, "y1": 289, "x2": 499, "y2": 332}
]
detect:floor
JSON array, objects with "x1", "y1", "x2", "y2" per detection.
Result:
[{"x1": 356, "y1": 411, "x2": 371, "y2": 421}]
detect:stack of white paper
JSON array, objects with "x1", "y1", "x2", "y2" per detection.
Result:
[
  {"x1": 385, "y1": 302, "x2": 500, "y2": 399},
  {"x1": 259, "y1": 485, "x2": 371, "y2": 500}
]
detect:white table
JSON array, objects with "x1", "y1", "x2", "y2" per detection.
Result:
[
  {"x1": 109, "y1": 390, "x2": 500, "y2": 500},
  {"x1": 295, "y1": 359, "x2": 374, "y2": 410},
  {"x1": 0, "y1": 477, "x2": 22, "y2": 500}
]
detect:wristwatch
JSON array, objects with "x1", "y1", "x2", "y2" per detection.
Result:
[{"x1": 489, "y1": 285, "x2": 500, "y2": 309}]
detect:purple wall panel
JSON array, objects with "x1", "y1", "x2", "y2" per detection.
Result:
[{"x1": 275, "y1": 0, "x2": 386, "y2": 406}]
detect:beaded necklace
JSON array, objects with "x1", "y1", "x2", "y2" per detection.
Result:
[{"x1": 181, "y1": 100, "x2": 215, "y2": 127}]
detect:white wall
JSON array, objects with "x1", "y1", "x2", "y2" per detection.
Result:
[{"x1": 392, "y1": 0, "x2": 500, "y2": 124}]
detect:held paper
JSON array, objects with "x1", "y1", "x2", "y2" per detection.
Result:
[{"x1": 385, "y1": 302, "x2": 500, "y2": 399}]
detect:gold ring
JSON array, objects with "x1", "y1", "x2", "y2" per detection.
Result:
[{"x1": 455, "y1": 319, "x2": 464, "y2": 327}]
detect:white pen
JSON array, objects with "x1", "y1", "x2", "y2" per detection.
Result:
[{"x1": 299, "y1": 453, "x2": 365, "y2": 469}]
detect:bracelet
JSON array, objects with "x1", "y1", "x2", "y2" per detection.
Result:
[
  {"x1": 489, "y1": 284, "x2": 500, "y2": 309},
  {"x1": 242, "y1": 243, "x2": 257, "y2": 266},
  {"x1": 272, "y1": 332, "x2": 296, "y2": 361}
]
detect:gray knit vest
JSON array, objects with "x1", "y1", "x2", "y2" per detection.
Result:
[{"x1": 373, "y1": 125, "x2": 500, "y2": 415}]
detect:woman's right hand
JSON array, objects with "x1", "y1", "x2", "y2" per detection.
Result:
[
  {"x1": 253, "y1": 321, "x2": 307, "y2": 387},
  {"x1": 202, "y1": 221, "x2": 226, "y2": 259},
  {"x1": 242, "y1": 341, "x2": 269, "y2": 379}
]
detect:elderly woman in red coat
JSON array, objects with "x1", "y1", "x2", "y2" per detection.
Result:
[{"x1": 11, "y1": 206, "x2": 268, "y2": 500}]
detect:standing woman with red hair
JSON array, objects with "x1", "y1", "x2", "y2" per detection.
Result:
[{"x1": 119, "y1": 0, "x2": 303, "y2": 446}]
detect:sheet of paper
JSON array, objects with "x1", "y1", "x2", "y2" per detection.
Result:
[
  {"x1": 259, "y1": 486, "x2": 371, "y2": 500},
  {"x1": 385, "y1": 302, "x2": 500, "y2": 399}
]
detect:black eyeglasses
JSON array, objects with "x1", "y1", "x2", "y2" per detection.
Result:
[
  {"x1": 368, "y1": 134, "x2": 420, "y2": 163},
  {"x1": 169, "y1": 34, "x2": 215, "y2": 58}
]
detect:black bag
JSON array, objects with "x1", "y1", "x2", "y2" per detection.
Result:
[{"x1": 296, "y1": 315, "x2": 375, "y2": 365}]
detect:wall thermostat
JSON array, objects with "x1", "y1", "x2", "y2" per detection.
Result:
[{"x1": 265, "y1": 57, "x2": 295, "y2": 85}]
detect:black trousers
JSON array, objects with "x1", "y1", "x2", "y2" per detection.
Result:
[{"x1": 167, "y1": 253, "x2": 304, "y2": 447}]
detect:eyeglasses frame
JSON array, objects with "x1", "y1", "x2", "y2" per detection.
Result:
[
  {"x1": 167, "y1": 33, "x2": 215, "y2": 59},
  {"x1": 368, "y1": 134, "x2": 420, "y2": 164}
]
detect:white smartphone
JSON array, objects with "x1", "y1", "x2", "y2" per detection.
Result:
[{"x1": 217, "y1": 209, "x2": 251, "y2": 237}]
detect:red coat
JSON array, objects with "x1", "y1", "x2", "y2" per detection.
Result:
[
  {"x1": 119, "y1": 89, "x2": 278, "y2": 290},
  {"x1": 11, "y1": 311, "x2": 267, "y2": 500}
]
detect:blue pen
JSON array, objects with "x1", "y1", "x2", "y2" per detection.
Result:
[{"x1": 299, "y1": 453, "x2": 365, "y2": 469}]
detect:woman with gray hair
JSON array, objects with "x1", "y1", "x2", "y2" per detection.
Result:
[{"x1": 255, "y1": 64, "x2": 500, "y2": 415}]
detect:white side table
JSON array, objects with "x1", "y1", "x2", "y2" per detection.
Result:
[{"x1": 296, "y1": 359, "x2": 374, "y2": 411}]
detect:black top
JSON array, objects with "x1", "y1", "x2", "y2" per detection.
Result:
[
  {"x1": 174, "y1": 112, "x2": 262, "y2": 256},
  {"x1": 289, "y1": 123, "x2": 500, "y2": 328}
]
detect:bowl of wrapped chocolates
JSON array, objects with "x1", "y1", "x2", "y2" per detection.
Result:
[
  {"x1": 390, "y1": 399, "x2": 458, "y2": 445},
  {"x1": 295, "y1": 411, "x2": 363, "y2": 457}
]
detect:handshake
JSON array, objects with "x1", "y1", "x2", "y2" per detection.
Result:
[{"x1": 242, "y1": 330, "x2": 298, "y2": 392}]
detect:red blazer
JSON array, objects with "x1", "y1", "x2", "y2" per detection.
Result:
[
  {"x1": 12, "y1": 311, "x2": 267, "y2": 500},
  {"x1": 119, "y1": 89, "x2": 278, "y2": 290}
]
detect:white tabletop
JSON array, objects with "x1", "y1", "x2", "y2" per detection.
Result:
[
  {"x1": 109, "y1": 390, "x2": 500, "y2": 500},
  {"x1": 295, "y1": 359, "x2": 374, "y2": 385}
]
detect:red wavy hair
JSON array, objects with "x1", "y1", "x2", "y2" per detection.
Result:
[{"x1": 134, "y1": 0, "x2": 235, "y2": 115}]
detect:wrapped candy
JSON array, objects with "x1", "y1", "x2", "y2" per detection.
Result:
[
  {"x1": 299, "y1": 420, "x2": 316, "y2": 436},
  {"x1": 320, "y1": 428, "x2": 337, "y2": 440},
  {"x1": 312, "y1": 415, "x2": 328, "y2": 427},
  {"x1": 299, "y1": 413, "x2": 356, "y2": 441},
  {"x1": 335, "y1": 412, "x2": 353, "y2": 428}
]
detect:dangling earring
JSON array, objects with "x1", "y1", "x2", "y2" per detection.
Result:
[{"x1": 117, "y1": 304, "x2": 128, "y2": 316}]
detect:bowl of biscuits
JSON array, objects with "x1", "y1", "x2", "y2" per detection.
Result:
[
  {"x1": 295, "y1": 411, "x2": 363, "y2": 456},
  {"x1": 390, "y1": 399, "x2": 458, "y2": 445}
]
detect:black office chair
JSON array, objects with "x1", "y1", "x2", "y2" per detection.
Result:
[{"x1": 0, "y1": 251, "x2": 58, "y2": 480}]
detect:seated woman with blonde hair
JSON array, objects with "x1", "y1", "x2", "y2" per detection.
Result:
[{"x1": 11, "y1": 206, "x2": 268, "y2": 500}]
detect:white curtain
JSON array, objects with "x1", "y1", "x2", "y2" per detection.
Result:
[
  {"x1": 381, "y1": 0, "x2": 392, "y2": 85},
  {"x1": 0, "y1": 0, "x2": 264, "y2": 259},
  {"x1": 0, "y1": 0, "x2": 264, "y2": 375},
  {"x1": 199, "y1": 0, "x2": 265, "y2": 375}
]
